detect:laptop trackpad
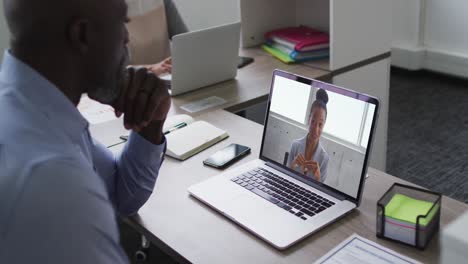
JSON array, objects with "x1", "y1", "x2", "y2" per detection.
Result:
[
  {"x1": 226, "y1": 194, "x2": 270, "y2": 219},
  {"x1": 226, "y1": 193, "x2": 292, "y2": 224},
  {"x1": 225, "y1": 193, "x2": 302, "y2": 247}
]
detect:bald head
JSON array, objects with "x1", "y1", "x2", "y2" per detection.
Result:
[
  {"x1": 4, "y1": 0, "x2": 102, "y2": 49},
  {"x1": 3, "y1": 0, "x2": 130, "y2": 105}
]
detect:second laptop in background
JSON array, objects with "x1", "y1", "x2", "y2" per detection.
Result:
[{"x1": 161, "y1": 22, "x2": 241, "y2": 96}]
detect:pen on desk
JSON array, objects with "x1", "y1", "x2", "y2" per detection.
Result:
[
  {"x1": 119, "y1": 122, "x2": 187, "y2": 139},
  {"x1": 164, "y1": 122, "x2": 187, "y2": 135}
]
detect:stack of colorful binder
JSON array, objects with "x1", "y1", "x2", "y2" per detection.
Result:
[{"x1": 262, "y1": 25, "x2": 330, "y2": 64}]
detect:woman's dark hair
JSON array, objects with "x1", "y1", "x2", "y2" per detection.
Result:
[{"x1": 310, "y1": 89, "x2": 328, "y2": 119}]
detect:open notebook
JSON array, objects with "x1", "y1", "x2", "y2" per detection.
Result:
[{"x1": 164, "y1": 115, "x2": 229, "y2": 160}]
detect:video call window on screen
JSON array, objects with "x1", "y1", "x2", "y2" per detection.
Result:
[{"x1": 263, "y1": 76, "x2": 376, "y2": 198}]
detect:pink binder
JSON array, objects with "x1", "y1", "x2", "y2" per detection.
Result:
[{"x1": 265, "y1": 26, "x2": 329, "y2": 51}]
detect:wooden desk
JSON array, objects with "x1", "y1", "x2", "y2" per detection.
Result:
[
  {"x1": 93, "y1": 48, "x2": 466, "y2": 263},
  {"x1": 113, "y1": 109, "x2": 467, "y2": 264}
]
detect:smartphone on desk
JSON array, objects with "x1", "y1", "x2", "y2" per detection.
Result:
[
  {"x1": 237, "y1": 56, "x2": 254, "y2": 69},
  {"x1": 203, "y1": 143, "x2": 251, "y2": 169}
]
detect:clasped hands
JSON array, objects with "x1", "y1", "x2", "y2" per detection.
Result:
[
  {"x1": 112, "y1": 66, "x2": 171, "y2": 132},
  {"x1": 292, "y1": 154, "x2": 321, "y2": 181}
]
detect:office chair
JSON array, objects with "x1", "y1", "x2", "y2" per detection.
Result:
[
  {"x1": 134, "y1": 235, "x2": 150, "y2": 263},
  {"x1": 283, "y1": 152, "x2": 289, "y2": 166},
  {"x1": 127, "y1": 1, "x2": 171, "y2": 65}
]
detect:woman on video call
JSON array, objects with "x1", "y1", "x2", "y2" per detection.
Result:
[{"x1": 287, "y1": 89, "x2": 330, "y2": 182}]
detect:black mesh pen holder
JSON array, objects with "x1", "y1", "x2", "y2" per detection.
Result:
[{"x1": 376, "y1": 183, "x2": 441, "y2": 249}]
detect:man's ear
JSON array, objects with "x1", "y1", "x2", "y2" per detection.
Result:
[{"x1": 67, "y1": 19, "x2": 90, "y2": 53}]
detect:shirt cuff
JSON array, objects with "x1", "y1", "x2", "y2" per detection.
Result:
[{"x1": 124, "y1": 131, "x2": 166, "y2": 165}]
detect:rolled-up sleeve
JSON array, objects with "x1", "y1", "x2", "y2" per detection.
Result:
[{"x1": 114, "y1": 131, "x2": 166, "y2": 216}]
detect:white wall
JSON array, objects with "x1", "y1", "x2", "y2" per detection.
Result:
[
  {"x1": 331, "y1": 0, "x2": 392, "y2": 71},
  {"x1": 392, "y1": 0, "x2": 468, "y2": 77},
  {"x1": 130, "y1": 0, "x2": 241, "y2": 33},
  {"x1": 240, "y1": 0, "x2": 296, "y2": 47},
  {"x1": 263, "y1": 114, "x2": 307, "y2": 164},
  {"x1": 0, "y1": 2, "x2": 9, "y2": 62},
  {"x1": 392, "y1": 0, "x2": 422, "y2": 48},
  {"x1": 169, "y1": 0, "x2": 240, "y2": 31},
  {"x1": 424, "y1": 0, "x2": 468, "y2": 55},
  {"x1": 127, "y1": 0, "x2": 164, "y2": 17},
  {"x1": 295, "y1": 0, "x2": 329, "y2": 33},
  {"x1": 423, "y1": 0, "x2": 468, "y2": 77},
  {"x1": 391, "y1": 0, "x2": 425, "y2": 70}
]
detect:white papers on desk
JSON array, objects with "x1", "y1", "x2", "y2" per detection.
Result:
[
  {"x1": 78, "y1": 95, "x2": 117, "y2": 124},
  {"x1": 180, "y1": 96, "x2": 226, "y2": 113},
  {"x1": 314, "y1": 234, "x2": 421, "y2": 264}
]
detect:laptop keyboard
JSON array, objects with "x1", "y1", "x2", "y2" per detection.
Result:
[{"x1": 231, "y1": 168, "x2": 335, "y2": 221}]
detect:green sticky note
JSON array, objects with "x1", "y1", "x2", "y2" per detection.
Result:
[{"x1": 385, "y1": 193, "x2": 438, "y2": 226}]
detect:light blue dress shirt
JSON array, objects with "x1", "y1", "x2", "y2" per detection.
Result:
[
  {"x1": 286, "y1": 135, "x2": 329, "y2": 182},
  {"x1": 0, "y1": 51, "x2": 166, "y2": 263}
]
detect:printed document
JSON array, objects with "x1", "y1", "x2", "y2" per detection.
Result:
[{"x1": 314, "y1": 234, "x2": 421, "y2": 264}]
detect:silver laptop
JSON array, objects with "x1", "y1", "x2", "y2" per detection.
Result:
[
  {"x1": 161, "y1": 22, "x2": 241, "y2": 96},
  {"x1": 188, "y1": 70, "x2": 380, "y2": 249}
]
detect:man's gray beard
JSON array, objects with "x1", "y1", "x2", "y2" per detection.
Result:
[{"x1": 88, "y1": 47, "x2": 131, "y2": 105}]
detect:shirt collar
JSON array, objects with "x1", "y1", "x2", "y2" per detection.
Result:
[{"x1": 0, "y1": 50, "x2": 89, "y2": 142}]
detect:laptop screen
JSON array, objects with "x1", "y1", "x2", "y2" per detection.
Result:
[{"x1": 260, "y1": 70, "x2": 379, "y2": 200}]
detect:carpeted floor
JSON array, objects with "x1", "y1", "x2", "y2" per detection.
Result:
[{"x1": 387, "y1": 68, "x2": 468, "y2": 203}]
